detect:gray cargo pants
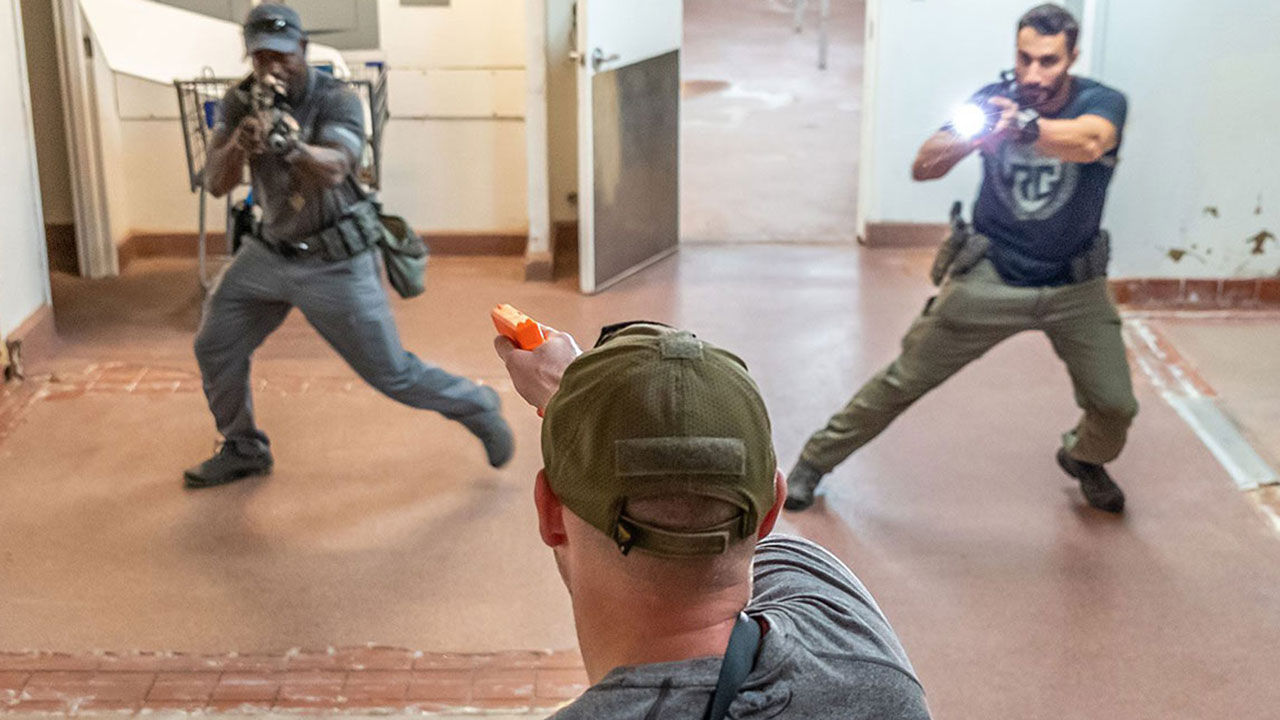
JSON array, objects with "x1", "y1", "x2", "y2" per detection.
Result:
[
  {"x1": 801, "y1": 259, "x2": 1138, "y2": 472},
  {"x1": 194, "y1": 240, "x2": 496, "y2": 452}
]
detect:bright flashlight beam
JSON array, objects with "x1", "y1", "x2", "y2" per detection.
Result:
[{"x1": 952, "y1": 103, "x2": 987, "y2": 139}]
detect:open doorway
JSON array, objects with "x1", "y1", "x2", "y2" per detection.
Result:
[
  {"x1": 680, "y1": 0, "x2": 863, "y2": 243},
  {"x1": 20, "y1": 0, "x2": 78, "y2": 277}
]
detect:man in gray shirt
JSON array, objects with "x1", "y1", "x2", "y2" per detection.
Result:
[
  {"x1": 185, "y1": 4, "x2": 512, "y2": 488},
  {"x1": 494, "y1": 322, "x2": 931, "y2": 719}
]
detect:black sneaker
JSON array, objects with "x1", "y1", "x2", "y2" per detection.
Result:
[
  {"x1": 184, "y1": 443, "x2": 274, "y2": 489},
  {"x1": 784, "y1": 459, "x2": 827, "y2": 511},
  {"x1": 1056, "y1": 448, "x2": 1125, "y2": 514},
  {"x1": 462, "y1": 387, "x2": 515, "y2": 469}
]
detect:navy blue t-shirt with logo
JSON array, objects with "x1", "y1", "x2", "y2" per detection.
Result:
[{"x1": 970, "y1": 77, "x2": 1127, "y2": 286}]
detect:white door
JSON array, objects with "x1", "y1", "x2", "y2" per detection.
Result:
[{"x1": 575, "y1": 0, "x2": 682, "y2": 294}]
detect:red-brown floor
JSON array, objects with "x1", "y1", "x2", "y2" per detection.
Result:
[
  {"x1": 681, "y1": 0, "x2": 863, "y2": 242},
  {"x1": 3, "y1": 244, "x2": 1279, "y2": 717}
]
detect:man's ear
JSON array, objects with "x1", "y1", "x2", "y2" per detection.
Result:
[
  {"x1": 758, "y1": 468, "x2": 787, "y2": 539},
  {"x1": 535, "y1": 470, "x2": 568, "y2": 548}
]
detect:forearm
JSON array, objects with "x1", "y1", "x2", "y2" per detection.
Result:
[
  {"x1": 286, "y1": 142, "x2": 353, "y2": 188},
  {"x1": 912, "y1": 131, "x2": 978, "y2": 181},
  {"x1": 205, "y1": 143, "x2": 247, "y2": 198},
  {"x1": 1034, "y1": 117, "x2": 1113, "y2": 163}
]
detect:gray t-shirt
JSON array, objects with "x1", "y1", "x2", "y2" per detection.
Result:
[
  {"x1": 551, "y1": 535, "x2": 931, "y2": 719},
  {"x1": 215, "y1": 68, "x2": 365, "y2": 244}
]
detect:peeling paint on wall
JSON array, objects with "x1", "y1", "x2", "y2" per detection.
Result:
[{"x1": 1247, "y1": 230, "x2": 1276, "y2": 255}]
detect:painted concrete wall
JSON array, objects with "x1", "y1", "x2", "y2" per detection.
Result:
[
  {"x1": 368, "y1": 0, "x2": 529, "y2": 233},
  {"x1": 0, "y1": 2, "x2": 52, "y2": 336},
  {"x1": 20, "y1": 0, "x2": 74, "y2": 228},
  {"x1": 859, "y1": 0, "x2": 1279, "y2": 278},
  {"x1": 1097, "y1": 0, "x2": 1280, "y2": 277}
]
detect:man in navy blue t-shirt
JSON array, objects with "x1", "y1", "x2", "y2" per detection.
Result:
[{"x1": 787, "y1": 4, "x2": 1138, "y2": 515}]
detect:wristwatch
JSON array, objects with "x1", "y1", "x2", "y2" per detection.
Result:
[{"x1": 1014, "y1": 107, "x2": 1041, "y2": 144}]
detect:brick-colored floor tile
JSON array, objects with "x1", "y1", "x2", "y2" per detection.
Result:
[
  {"x1": 20, "y1": 671, "x2": 95, "y2": 700},
  {"x1": 217, "y1": 655, "x2": 286, "y2": 673},
  {"x1": 277, "y1": 671, "x2": 345, "y2": 702},
  {"x1": 131, "y1": 381, "x2": 181, "y2": 394},
  {"x1": 40, "y1": 385, "x2": 87, "y2": 402},
  {"x1": 272, "y1": 698, "x2": 346, "y2": 711},
  {"x1": 537, "y1": 649, "x2": 584, "y2": 670},
  {"x1": 412, "y1": 653, "x2": 475, "y2": 671},
  {"x1": 406, "y1": 669, "x2": 471, "y2": 702},
  {"x1": 74, "y1": 698, "x2": 144, "y2": 713},
  {"x1": 204, "y1": 698, "x2": 275, "y2": 713},
  {"x1": 27, "y1": 671, "x2": 157, "y2": 703},
  {"x1": 472, "y1": 668, "x2": 536, "y2": 701},
  {"x1": 467, "y1": 697, "x2": 536, "y2": 711},
  {"x1": 283, "y1": 650, "x2": 341, "y2": 671},
  {"x1": 138, "y1": 368, "x2": 196, "y2": 382},
  {"x1": 95, "y1": 653, "x2": 217, "y2": 673},
  {"x1": 475, "y1": 651, "x2": 543, "y2": 669},
  {"x1": 211, "y1": 673, "x2": 280, "y2": 702},
  {"x1": 7, "y1": 699, "x2": 70, "y2": 712},
  {"x1": 0, "y1": 671, "x2": 29, "y2": 693},
  {"x1": 536, "y1": 668, "x2": 589, "y2": 701},
  {"x1": 146, "y1": 672, "x2": 219, "y2": 701},
  {"x1": 140, "y1": 699, "x2": 209, "y2": 713},
  {"x1": 342, "y1": 670, "x2": 411, "y2": 701},
  {"x1": 0, "y1": 654, "x2": 98, "y2": 672},
  {"x1": 336, "y1": 646, "x2": 415, "y2": 671}
]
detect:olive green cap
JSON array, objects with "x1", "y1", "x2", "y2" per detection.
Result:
[{"x1": 541, "y1": 324, "x2": 777, "y2": 557}]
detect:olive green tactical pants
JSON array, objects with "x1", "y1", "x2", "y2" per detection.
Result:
[{"x1": 801, "y1": 259, "x2": 1138, "y2": 472}]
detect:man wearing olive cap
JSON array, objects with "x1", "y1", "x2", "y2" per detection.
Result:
[
  {"x1": 185, "y1": 3, "x2": 512, "y2": 488},
  {"x1": 494, "y1": 322, "x2": 931, "y2": 719}
]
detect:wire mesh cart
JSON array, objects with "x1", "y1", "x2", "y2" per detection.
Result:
[{"x1": 174, "y1": 64, "x2": 389, "y2": 288}]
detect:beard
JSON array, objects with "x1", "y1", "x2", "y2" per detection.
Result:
[{"x1": 1017, "y1": 74, "x2": 1066, "y2": 108}]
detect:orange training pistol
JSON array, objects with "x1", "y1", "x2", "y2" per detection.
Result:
[{"x1": 491, "y1": 303, "x2": 546, "y2": 350}]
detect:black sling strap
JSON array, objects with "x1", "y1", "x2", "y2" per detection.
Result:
[{"x1": 703, "y1": 612, "x2": 761, "y2": 720}]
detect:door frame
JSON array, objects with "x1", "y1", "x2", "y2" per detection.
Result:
[{"x1": 52, "y1": 0, "x2": 117, "y2": 278}]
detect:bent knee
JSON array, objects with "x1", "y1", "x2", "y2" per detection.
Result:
[{"x1": 1091, "y1": 395, "x2": 1139, "y2": 423}]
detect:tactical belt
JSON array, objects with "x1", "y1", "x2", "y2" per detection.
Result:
[{"x1": 257, "y1": 200, "x2": 383, "y2": 261}]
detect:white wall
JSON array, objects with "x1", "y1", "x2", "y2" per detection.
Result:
[
  {"x1": 88, "y1": 25, "x2": 132, "y2": 247},
  {"x1": 0, "y1": 1, "x2": 52, "y2": 336},
  {"x1": 371, "y1": 0, "x2": 528, "y2": 233},
  {"x1": 1096, "y1": 0, "x2": 1280, "y2": 277},
  {"x1": 858, "y1": 0, "x2": 1034, "y2": 235}
]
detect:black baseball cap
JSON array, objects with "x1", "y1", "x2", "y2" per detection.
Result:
[{"x1": 244, "y1": 3, "x2": 305, "y2": 54}]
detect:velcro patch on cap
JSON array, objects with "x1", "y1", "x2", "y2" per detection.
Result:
[
  {"x1": 616, "y1": 437, "x2": 746, "y2": 477},
  {"x1": 659, "y1": 332, "x2": 703, "y2": 359}
]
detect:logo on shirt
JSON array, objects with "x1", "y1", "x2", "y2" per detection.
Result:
[{"x1": 993, "y1": 142, "x2": 1078, "y2": 221}]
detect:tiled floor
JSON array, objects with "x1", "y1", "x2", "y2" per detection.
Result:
[
  {"x1": 0, "y1": 648, "x2": 583, "y2": 715},
  {"x1": 3, "y1": 244, "x2": 1280, "y2": 718}
]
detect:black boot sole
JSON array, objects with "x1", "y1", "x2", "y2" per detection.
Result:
[
  {"x1": 183, "y1": 465, "x2": 273, "y2": 490},
  {"x1": 1056, "y1": 449, "x2": 1124, "y2": 514}
]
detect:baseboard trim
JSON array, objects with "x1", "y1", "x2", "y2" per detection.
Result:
[
  {"x1": 4, "y1": 304, "x2": 59, "y2": 377},
  {"x1": 1111, "y1": 277, "x2": 1280, "y2": 309},
  {"x1": 861, "y1": 222, "x2": 947, "y2": 248},
  {"x1": 523, "y1": 251, "x2": 554, "y2": 281},
  {"x1": 118, "y1": 231, "x2": 528, "y2": 271}
]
